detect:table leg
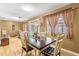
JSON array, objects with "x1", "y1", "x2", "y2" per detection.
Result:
[
  {"x1": 38, "y1": 50, "x2": 41, "y2": 56},
  {"x1": 34, "y1": 49, "x2": 37, "y2": 56}
]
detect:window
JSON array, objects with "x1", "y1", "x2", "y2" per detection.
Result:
[
  {"x1": 28, "y1": 19, "x2": 40, "y2": 36},
  {"x1": 45, "y1": 18, "x2": 51, "y2": 33},
  {"x1": 55, "y1": 17, "x2": 67, "y2": 35}
]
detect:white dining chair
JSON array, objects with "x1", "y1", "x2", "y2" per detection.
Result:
[
  {"x1": 41, "y1": 34, "x2": 65, "y2": 56},
  {"x1": 19, "y1": 32, "x2": 33, "y2": 56}
]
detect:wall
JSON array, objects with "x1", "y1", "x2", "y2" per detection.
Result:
[
  {"x1": 62, "y1": 8, "x2": 79, "y2": 53},
  {"x1": 0, "y1": 20, "x2": 22, "y2": 37}
]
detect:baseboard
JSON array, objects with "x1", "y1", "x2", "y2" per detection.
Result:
[
  {"x1": 61, "y1": 48, "x2": 79, "y2": 56},
  {"x1": 51, "y1": 45, "x2": 79, "y2": 56}
]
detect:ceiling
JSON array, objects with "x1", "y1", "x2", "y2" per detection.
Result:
[{"x1": 0, "y1": 3, "x2": 69, "y2": 22}]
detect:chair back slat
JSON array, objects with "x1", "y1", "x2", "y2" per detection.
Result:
[
  {"x1": 19, "y1": 32, "x2": 28, "y2": 50},
  {"x1": 54, "y1": 34, "x2": 64, "y2": 56},
  {"x1": 45, "y1": 32, "x2": 52, "y2": 38}
]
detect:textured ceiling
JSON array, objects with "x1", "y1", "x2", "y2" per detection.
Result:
[{"x1": 0, "y1": 3, "x2": 69, "y2": 22}]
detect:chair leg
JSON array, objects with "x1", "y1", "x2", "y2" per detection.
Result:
[
  {"x1": 21, "y1": 49, "x2": 23, "y2": 56},
  {"x1": 26, "y1": 51, "x2": 28, "y2": 56},
  {"x1": 30, "y1": 52, "x2": 32, "y2": 56},
  {"x1": 59, "y1": 52, "x2": 61, "y2": 56},
  {"x1": 57, "y1": 52, "x2": 61, "y2": 56}
]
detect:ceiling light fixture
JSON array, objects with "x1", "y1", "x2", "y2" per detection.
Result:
[{"x1": 22, "y1": 6, "x2": 33, "y2": 12}]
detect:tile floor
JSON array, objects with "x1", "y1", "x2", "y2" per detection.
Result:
[{"x1": 0, "y1": 37, "x2": 78, "y2": 56}]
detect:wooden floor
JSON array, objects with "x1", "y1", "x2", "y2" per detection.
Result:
[{"x1": 0, "y1": 37, "x2": 78, "y2": 56}]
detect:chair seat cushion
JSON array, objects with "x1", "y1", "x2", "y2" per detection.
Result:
[
  {"x1": 41, "y1": 46, "x2": 54, "y2": 56},
  {"x1": 22, "y1": 45, "x2": 33, "y2": 52},
  {"x1": 42, "y1": 52, "x2": 53, "y2": 56}
]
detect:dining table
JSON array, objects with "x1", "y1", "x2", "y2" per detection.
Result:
[{"x1": 27, "y1": 35, "x2": 56, "y2": 56}]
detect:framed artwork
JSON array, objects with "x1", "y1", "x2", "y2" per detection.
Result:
[{"x1": 12, "y1": 25, "x2": 15, "y2": 31}]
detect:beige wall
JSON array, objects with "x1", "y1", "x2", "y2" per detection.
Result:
[
  {"x1": 0, "y1": 20, "x2": 22, "y2": 37},
  {"x1": 62, "y1": 8, "x2": 79, "y2": 53}
]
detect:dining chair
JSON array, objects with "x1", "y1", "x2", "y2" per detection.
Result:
[
  {"x1": 41, "y1": 34, "x2": 65, "y2": 56},
  {"x1": 45, "y1": 32, "x2": 52, "y2": 38},
  {"x1": 19, "y1": 32, "x2": 33, "y2": 56},
  {"x1": 1, "y1": 30, "x2": 8, "y2": 38}
]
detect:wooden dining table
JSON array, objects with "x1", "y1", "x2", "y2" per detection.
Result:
[{"x1": 27, "y1": 36, "x2": 56, "y2": 56}]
